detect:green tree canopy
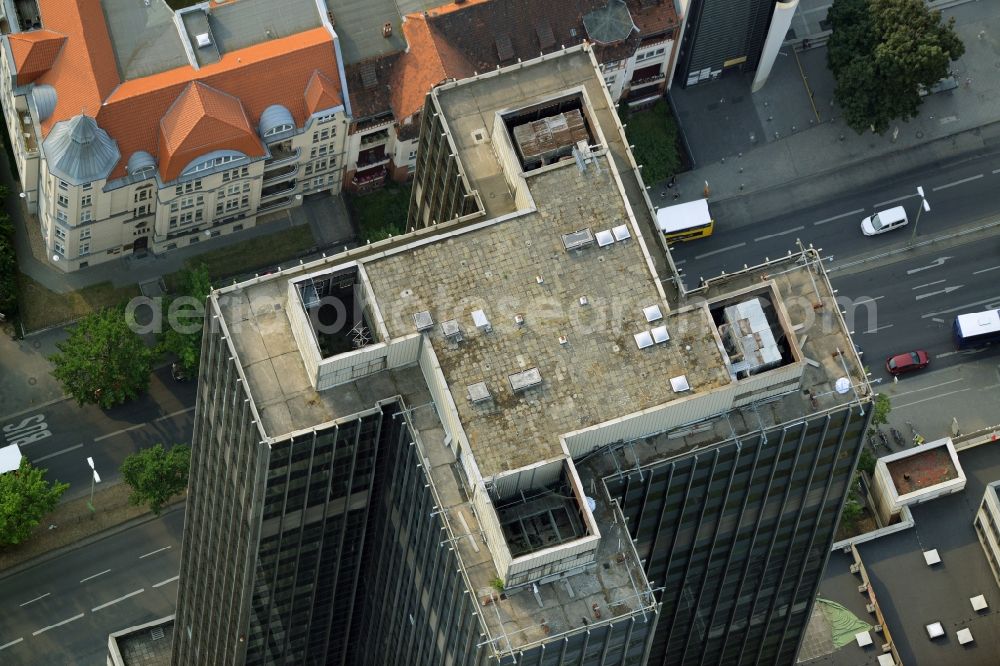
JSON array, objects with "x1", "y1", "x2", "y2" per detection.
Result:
[
  {"x1": 0, "y1": 185, "x2": 17, "y2": 320},
  {"x1": 827, "y1": 0, "x2": 965, "y2": 134},
  {"x1": 869, "y1": 393, "x2": 892, "y2": 432},
  {"x1": 0, "y1": 459, "x2": 69, "y2": 546},
  {"x1": 159, "y1": 264, "x2": 211, "y2": 375},
  {"x1": 50, "y1": 305, "x2": 157, "y2": 409},
  {"x1": 120, "y1": 444, "x2": 191, "y2": 515}
]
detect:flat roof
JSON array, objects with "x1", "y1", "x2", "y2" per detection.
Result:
[
  {"x1": 365, "y1": 163, "x2": 729, "y2": 477},
  {"x1": 107, "y1": 616, "x2": 174, "y2": 666},
  {"x1": 822, "y1": 443, "x2": 1000, "y2": 665},
  {"x1": 100, "y1": 0, "x2": 188, "y2": 80},
  {"x1": 326, "y1": 0, "x2": 441, "y2": 64},
  {"x1": 886, "y1": 444, "x2": 959, "y2": 495},
  {"x1": 207, "y1": 0, "x2": 321, "y2": 55}
]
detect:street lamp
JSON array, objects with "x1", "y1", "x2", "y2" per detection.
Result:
[
  {"x1": 909, "y1": 186, "x2": 931, "y2": 245},
  {"x1": 86, "y1": 456, "x2": 100, "y2": 514}
]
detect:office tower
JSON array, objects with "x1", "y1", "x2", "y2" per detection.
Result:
[
  {"x1": 173, "y1": 43, "x2": 871, "y2": 666},
  {"x1": 674, "y1": 0, "x2": 798, "y2": 89}
]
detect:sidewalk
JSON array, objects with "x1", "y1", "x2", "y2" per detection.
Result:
[
  {"x1": 667, "y1": 0, "x2": 999, "y2": 226},
  {"x1": 0, "y1": 323, "x2": 66, "y2": 418}
]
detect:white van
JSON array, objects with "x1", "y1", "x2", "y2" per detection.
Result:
[{"x1": 861, "y1": 206, "x2": 908, "y2": 236}]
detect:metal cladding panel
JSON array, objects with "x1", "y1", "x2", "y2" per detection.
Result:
[
  {"x1": 505, "y1": 534, "x2": 599, "y2": 582},
  {"x1": 678, "y1": 0, "x2": 777, "y2": 84},
  {"x1": 473, "y1": 483, "x2": 512, "y2": 578},
  {"x1": 491, "y1": 458, "x2": 564, "y2": 499},
  {"x1": 418, "y1": 341, "x2": 473, "y2": 461},
  {"x1": 564, "y1": 387, "x2": 735, "y2": 458},
  {"x1": 315, "y1": 335, "x2": 418, "y2": 390},
  {"x1": 286, "y1": 280, "x2": 320, "y2": 386},
  {"x1": 731, "y1": 362, "x2": 803, "y2": 408}
]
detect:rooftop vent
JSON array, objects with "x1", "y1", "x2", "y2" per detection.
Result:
[
  {"x1": 643, "y1": 304, "x2": 663, "y2": 323},
  {"x1": 595, "y1": 229, "x2": 614, "y2": 247},
  {"x1": 651, "y1": 325, "x2": 669, "y2": 343},
  {"x1": 472, "y1": 309, "x2": 491, "y2": 332},
  {"x1": 509, "y1": 367, "x2": 542, "y2": 392},
  {"x1": 195, "y1": 33, "x2": 212, "y2": 48},
  {"x1": 562, "y1": 228, "x2": 595, "y2": 251},
  {"x1": 467, "y1": 381, "x2": 492, "y2": 403},
  {"x1": 441, "y1": 319, "x2": 463, "y2": 342},
  {"x1": 612, "y1": 224, "x2": 631, "y2": 242},
  {"x1": 670, "y1": 375, "x2": 690, "y2": 392},
  {"x1": 634, "y1": 331, "x2": 653, "y2": 349},
  {"x1": 382, "y1": 22, "x2": 392, "y2": 38},
  {"x1": 514, "y1": 314, "x2": 525, "y2": 326},
  {"x1": 412, "y1": 311, "x2": 434, "y2": 332}
]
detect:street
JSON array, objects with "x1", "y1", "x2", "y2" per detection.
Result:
[
  {"x1": 0, "y1": 365, "x2": 197, "y2": 500},
  {"x1": 0, "y1": 509, "x2": 182, "y2": 665}
]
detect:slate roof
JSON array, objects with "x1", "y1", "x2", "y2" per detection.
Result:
[
  {"x1": 42, "y1": 114, "x2": 120, "y2": 185},
  {"x1": 7, "y1": 30, "x2": 66, "y2": 85},
  {"x1": 157, "y1": 81, "x2": 264, "y2": 182}
]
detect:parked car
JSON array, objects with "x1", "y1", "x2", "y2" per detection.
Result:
[
  {"x1": 885, "y1": 350, "x2": 930, "y2": 375},
  {"x1": 861, "y1": 206, "x2": 908, "y2": 236}
]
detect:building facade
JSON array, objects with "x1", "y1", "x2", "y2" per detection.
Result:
[
  {"x1": 974, "y1": 480, "x2": 1000, "y2": 590},
  {"x1": 674, "y1": 0, "x2": 796, "y2": 88},
  {"x1": 172, "y1": 44, "x2": 871, "y2": 666},
  {"x1": 0, "y1": 0, "x2": 350, "y2": 273}
]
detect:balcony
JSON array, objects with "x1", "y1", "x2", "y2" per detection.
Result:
[
  {"x1": 258, "y1": 196, "x2": 293, "y2": 212},
  {"x1": 629, "y1": 73, "x2": 666, "y2": 89},
  {"x1": 260, "y1": 179, "x2": 296, "y2": 200},
  {"x1": 263, "y1": 163, "x2": 298, "y2": 183},
  {"x1": 17, "y1": 110, "x2": 37, "y2": 154},
  {"x1": 360, "y1": 129, "x2": 390, "y2": 147},
  {"x1": 265, "y1": 144, "x2": 299, "y2": 167},
  {"x1": 351, "y1": 167, "x2": 386, "y2": 192}
]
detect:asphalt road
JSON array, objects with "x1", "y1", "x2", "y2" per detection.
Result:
[
  {"x1": 668, "y1": 148, "x2": 1000, "y2": 380},
  {"x1": 0, "y1": 365, "x2": 197, "y2": 501},
  {"x1": 0, "y1": 509, "x2": 182, "y2": 666}
]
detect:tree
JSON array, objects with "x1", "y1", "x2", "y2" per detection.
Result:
[
  {"x1": 159, "y1": 264, "x2": 211, "y2": 376},
  {"x1": 50, "y1": 305, "x2": 157, "y2": 409},
  {"x1": 827, "y1": 0, "x2": 965, "y2": 134},
  {"x1": 868, "y1": 393, "x2": 891, "y2": 432},
  {"x1": 0, "y1": 185, "x2": 17, "y2": 320},
  {"x1": 0, "y1": 459, "x2": 69, "y2": 546},
  {"x1": 120, "y1": 444, "x2": 191, "y2": 515},
  {"x1": 857, "y1": 448, "x2": 877, "y2": 476}
]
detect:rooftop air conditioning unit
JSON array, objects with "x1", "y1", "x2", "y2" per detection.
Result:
[{"x1": 195, "y1": 33, "x2": 212, "y2": 48}]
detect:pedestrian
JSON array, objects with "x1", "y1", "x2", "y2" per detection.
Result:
[{"x1": 666, "y1": 176, "x2": 676, "y2": 189}]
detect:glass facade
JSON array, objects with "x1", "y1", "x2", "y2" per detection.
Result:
[{"x1": 607, "y1": 406, "x2": 869, "y2": 666}]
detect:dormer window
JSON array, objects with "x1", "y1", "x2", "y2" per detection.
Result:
[
  {"x1": 263, "y1": 123, "x2": 293, "y2": 138},
  {"x1": 180, "y1": 152, "x2": 245, "y2": 177}
]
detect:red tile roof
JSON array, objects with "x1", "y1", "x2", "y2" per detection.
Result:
[
  {"x1": 95, "y1": 27, "x2": 341, "y2": 180},
  {"x1": 7, "y1": 30, "x2": 66, "y2": 85},
  {"x1": 390, "y1": 14, "x2": 474, "y2": 122},
  {"x1": 157, "y1": 81, "x2": 264, "y2": 182},
  {"x1": 626, "y1": 0, "x2": 678, "y2": 38},
  {"x1": 304, "y1": 70, "x2": 342, "y2": 116}
]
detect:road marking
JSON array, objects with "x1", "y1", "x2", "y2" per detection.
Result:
[
  {"x1": 873, "y1": 194, "x2": 916, "y2": 208},
  {"x1": 32, "y1": 443, "x2": 83, "y2": 463},
  {"x1": 93, "y1": 407, "x2": 196, "y2": 443},
  {"x1": 91, "y1": 588, "x2": 144, "y2": 612},
  {"x1": 812, "y1": 208, "x2": 865, "y2": 226},
  {"x1": 754, "y1": 225, "x2": 804, "y2": 242},
  {"x1": 19, "y1": 593, "x2": 50, "y2": 607},
  {"x1": 912, "y1": 280, "x2": 946, "y2": 290},
  {"x1": 973, "y1": 265, "x2": 1000, "y2": 275},
  {"x1": 915, "y1": 285, "x2": 963, "y2": 300},
  {"x1": 992, "y1": 168, "x2": 1000, "y2": 175},
  {"x1": 854, "y1": 296, "x2": 885, "y2": 304},
  {"x1": 861, "y1": 324, "x2": 894, "y2": 334},
  {"x1": 892, "y1": 378, "x2": 964, "y2": 396},
  {"x1": 922, "y1": 296, "x2": 1000, "y2": 319},
  {"x1": 153, "y1": 406, "x2": 196, "y2": 423},
  {"x1": 139, "y1": 546, "x2": 171, "y2": 559},
  {"x1": 31, "y1": 613, "x2": 84, "y2": 635},
  {"x1": 932, "y1": 174, "x2": 983, "y2": 192},
  {"x1": 80, "y1": 569, "x2": 112, "y2": 584},
  {"x1": 695, "y1": 242, "x2": 746, "y2": 259},
  {"x1": 0, "y1": 638, "x2": 23, "y2": 650},
  {"x1": 938, "y1": 349, "x2": 987, "y2": 359},
  {"x1": 931, "y1": 317, "x2": 946, "y2": 323},
  {"x1": 152, "y1": 575, "x2": 179, "y2": 588},
  {"x1": 674, "y1": 259, "x2": 686, "y2": 266},
  {"x1": 906, "y1": 257, "x2": 952, "y2": 275},
  {"x1": 894, "y1": 388, "x2": 972, "y2": 410}
]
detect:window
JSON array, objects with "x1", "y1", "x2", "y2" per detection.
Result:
[
  {"x1": 175, "y1": 181, "x2": 202, "y2": 195},
  {"x1": 315, "y1": 113, "x2": 335, "y2": 124},
  {"x1": 54, "y1": 242, "x2": 65, "y2": 256},
  {"x1": 182, "y1": 155, "x2": 240, "y2": 176},
  {"x1": 57, "y1": 194, "x2": 69, "y2": 208},
  {"x1": 312, "y1": 128, "x2": 332, "y2": 143},
  {"x1": 312, "y1": 176, "x2": 325, "y2": 188},
  {"x1": 195, "y1": 209, "x2": 203, "y2": 221},
  {"x1": 80, "y1": 210, "x2": 92, "y2": 223},
  {"x1": 54, "y1": 226, "x2": 66, "y2": 240},
  {"x1": 57, "y1": 179, "x2": 68, "y2": 191},
  {"x1": 226, "y1": 184, "x2": 241, "y2": 196},
  {"x1": 134, "y1": 188, "x2": 150, "y2": 202},
  {"x1": 80, "y1": 228, "x2": 91, "y2": 240},
  {"x1": 304, "y1": 164, "x2": 313, "y2": 176},
  {"x1": 56, "y1": 210, "x2": 67, "y2": 224},
  {"x1": 79, "y1": 242, "x2": 90, "y2": 255},
  {"x1": 81, "y1": 194, "x2": 92, "y2": 207},
  {"x1": 82, "y1": 182, "x2": 92, "y2": 191},
  {"x1": 264, "y1": 123, "x2": 293, "y2": 138},
  {"x1": 169, "y1": 216, "x2": 178, "y2": 229},
  {"x1": 408, "y1": 150, "x2": 417, "y2": 161},
  {"x1": 134, "y1": 204, "x2": 149, "y2": 217}
]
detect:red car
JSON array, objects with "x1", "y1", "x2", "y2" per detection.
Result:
[{"x1": 886, "y1": 350, "x2": 930, "y2": 375}]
